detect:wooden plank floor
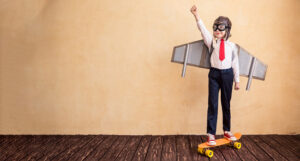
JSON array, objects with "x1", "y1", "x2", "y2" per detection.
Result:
[{"x1": 0, "y1": 135, "x2": 299, "y2": 161}]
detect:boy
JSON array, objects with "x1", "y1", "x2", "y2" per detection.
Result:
[{"x1": 190, "y1": 5, "x2": 240, "y2": 145}]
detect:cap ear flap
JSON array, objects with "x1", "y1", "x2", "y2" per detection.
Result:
[{"x1": 225, "y1": 30, "x2": 231, "y2": 40}]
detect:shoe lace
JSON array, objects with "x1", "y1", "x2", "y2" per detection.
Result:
[{"x1": 207, "y1": 134, "x2": 215, "y2": 140}]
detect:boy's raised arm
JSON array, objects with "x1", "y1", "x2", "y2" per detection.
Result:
[
  {"x1": 196, "y1": 18, "x2": 213, "y2": 50},
  {"x1": 190, "y1": 5, "x2": 213, "y2": 50}
]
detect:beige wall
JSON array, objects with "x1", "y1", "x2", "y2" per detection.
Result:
[{"x1": 0, "y1": 0, "x2": 299, "y2": 135}]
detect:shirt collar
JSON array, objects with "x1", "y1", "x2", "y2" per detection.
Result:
[{"x1": 216, "y1": 38, "x2": 230, "y2": 43}]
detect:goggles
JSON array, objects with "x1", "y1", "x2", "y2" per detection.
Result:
[{"x1": 213, "y1": 23, "x2": 230, "y2": 31}]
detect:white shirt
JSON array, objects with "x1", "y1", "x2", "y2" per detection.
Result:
[{"x1": 196, "y1": 19, "x2": 240, "y2": 83}]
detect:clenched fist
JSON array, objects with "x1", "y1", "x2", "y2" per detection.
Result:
[
  {"x1": 190, "y1": 5, "x2": 198, "y2": 16},
  {"x1": 234, "y1": 82, "x2": 240, "y2": 90}
]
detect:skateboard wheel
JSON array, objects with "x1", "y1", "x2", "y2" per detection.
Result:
[
  {"x1": 234, "y1": 142, "x2": 241, "y2": 149},
  {"x1": 198, "y1": 148, "x2": 205, "y2": 154},
  {"x1": 205, "y1": 150, "x2": 213, "y2": 158}
]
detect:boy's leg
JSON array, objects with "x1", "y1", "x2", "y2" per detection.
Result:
[
  {"x1": 220, "y1": 68, "x2": 234, "y2": 132},
  {"x1": 207, "y1": 69, "x2": 220, "y2": 135}
]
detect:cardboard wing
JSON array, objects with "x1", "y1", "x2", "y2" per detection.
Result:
[{"x1": 171, "y1": 39, "x2": 268, "y2": 90}]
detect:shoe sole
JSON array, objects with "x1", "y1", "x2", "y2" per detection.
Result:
[
  {"x1": 224, "y1": 136, "x2": 237, "y2": 141},
  {"x1": 208, "y1": 141, "x2": 216, "y2": 146}
]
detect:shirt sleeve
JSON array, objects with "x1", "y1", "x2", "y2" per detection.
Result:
[
  {"x1": 232, "y1": 43, "x2": 240, "y2": 83},
  {"x1": 196, "y1": 19, "x2": 213, "y2": 51}
]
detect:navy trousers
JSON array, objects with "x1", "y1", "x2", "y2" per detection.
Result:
[{"x1": 207, "y1": 67, "x2": 234, "y2": 135}]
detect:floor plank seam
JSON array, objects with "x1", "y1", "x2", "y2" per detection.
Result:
[
  {"x1": 159, "y1": 136, "x2": 164, "y2": 161},
  {"x1": 258, "y1": 135, "x2": 289, "y2": 161},
  {"x1": 143, "y1": 135, "x2": 153, "y2": 161},
  {"x1": 83, "y1": 135, "x2": 108, "y2": 160},
  {"x1": 273, "y1": 135, "x2": 299, "y2": 157},
  {"x1": 248, "y1": 136, "x2": 274, "y2": 160},
  {"x1": 241, "y1": 137, "x2": 260, "y2": 161},
  {"x1": 130, "y1": 136, "x2": 143, "y2": 161}
]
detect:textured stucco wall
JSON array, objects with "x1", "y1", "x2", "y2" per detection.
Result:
[{"x1": 0, "y1": 0, "x2": 299, "y2": 134}]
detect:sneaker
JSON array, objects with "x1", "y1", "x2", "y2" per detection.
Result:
[
  {"x1": 207, "y1": 133, "x2": 216, "y2": 146},
  {"x1": 224, "y1": 131, "x2": 237, "y2": 141}
]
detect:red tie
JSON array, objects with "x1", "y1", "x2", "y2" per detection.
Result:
[{"x1": 219, "y1": 39, "x2": 225, "y2": 61}]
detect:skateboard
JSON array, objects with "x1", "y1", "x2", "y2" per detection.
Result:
[{"x1": 197, "y1": 132, "x2": 242, "y2": 158}]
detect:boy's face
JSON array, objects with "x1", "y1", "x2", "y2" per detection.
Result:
[
  {"x1": 213, "y1": 30, "x2": 226, "y2": 39},
  {"x1": 213, "y1": 23, "x2": 227, "y2": 39}
]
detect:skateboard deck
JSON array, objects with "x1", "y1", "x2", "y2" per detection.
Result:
[{"x1": 198, "y1": 132, "x2": 242, "y2": 158}]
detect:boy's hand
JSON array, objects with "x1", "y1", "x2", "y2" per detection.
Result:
[
  {"x1": 190, "y1": 5, "x2": 198, "y2": 16},
  {"x1": 234, "y1": 82, "x2": 240, "y2": 90}
]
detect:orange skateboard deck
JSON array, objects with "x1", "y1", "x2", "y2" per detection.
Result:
[{"x1": 197, "y1": 132, "x2": 242, "y2": 158}]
